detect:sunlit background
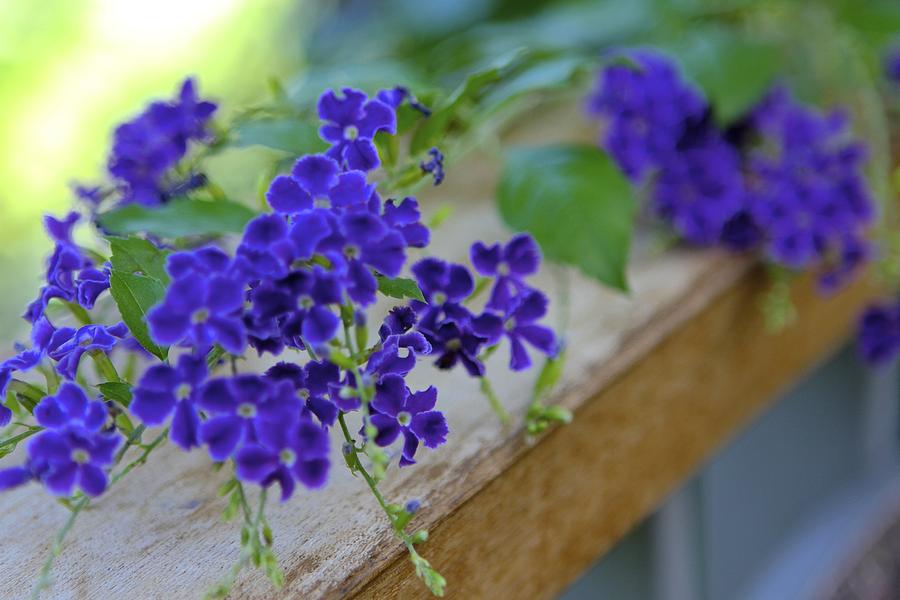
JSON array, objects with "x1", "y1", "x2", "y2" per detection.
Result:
[{"x1": 0, "y1": 0, "x2": 308, "y2": 330}]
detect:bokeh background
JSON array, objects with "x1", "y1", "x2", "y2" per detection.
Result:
[
  {"x1": 2, "y1": 2, "x2": 900, "y2": 600},
  {"x1": 0, "y1": 0, "x2": 306, "y2": 330}
]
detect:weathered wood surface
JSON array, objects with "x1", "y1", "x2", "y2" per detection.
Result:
[{"x1": 0, "y1": 110, "x2": 881, "y2": 599}]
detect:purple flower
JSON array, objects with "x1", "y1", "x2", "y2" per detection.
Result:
[
  {"x1": 47, "y1": 323, "x2": 128, "y2": 380},
  {"x1": 196, "y1": 376, "x2": 300, "y2": 461},
  {"x1": 410, "y1": 258, "x2": 488, "y2": 376},
  {"x1": 247, "y1": 266, "x2": 342, "y2": 347},
  {"x1": 885, "y1": 44, "x2": 900, "y2": 84},
  {"x1": 265, "y1": 361, "x2": 340, "y2": 426},
  {"x1": 382, "y1": 197, "x2": 429, "y2": 248},
  {"x1": 419, "y1": 147, "x2": 445, "y2": 186},
  {"x1": 0, "y1": 316, "x2": 56, "y2": 405},
  {"x1": 148, "y1": 249, "x2": 246, "y2": 353},
  {"x1": 318, "y1": 88, "x2": 396, "y2": 171},
  {"x1": 366, "y1": 332, "x2": 431, "y2": 379},
  {"x1": 317, "y1": 212, "x2": 406, "y2": 305},
  {"x1": 377, "y1": 86, "x2": 431, "y2": 116},
  {"x1": 473, "y1": 290, "x2": 558, "y2": 371},
  {"x1": 370, "y1": 375, "x2": 447, "y2": 467},
  {"x1": 25, "y1": 212, "x2": 109, "y2": 323},
  {"x1": 652, "y1": 126, "x2": 744, "y2": 245},
  {"x1": 108, "y1": 78, "x2": 216, "y2": 206},
  {"x1": 235, "y1": 417, "x2": 330, "y2": 501},
  {"x1": 378, "y1": 306, "x2": 417, "y2": 340},
  {"x1": 470, "y1": 235, "x2": 541, "y2": 311},
  {"x1": 587, "y1": 50, "x2": 706, "y2": 181},
  {"x1": 130, "y1": 354, "x2": 207, "y2": 450},
  {"x1": 266, "y1": 154, "x2": 375, "y2": 214},
  {"x1": 411, "y1": 258, "x2": 474, "y2": 311},
  {"x1": 738, "y1": 87, "x2": 874, "y2": 280},
  {"x1": 857, "y1": 302, "x2": 900, "y2": 366},
  {"x1": 0, "y1": 384, "x2": 120, "y2": 497}
]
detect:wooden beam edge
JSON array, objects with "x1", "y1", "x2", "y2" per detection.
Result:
[{"x1": 349, "y1": 264, "x2": 879, "y2": 599}]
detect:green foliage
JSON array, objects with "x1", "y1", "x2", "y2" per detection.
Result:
[
  {"x1": 97, "y1": 198, "x2": 256, "y2": 239},
  {"x1": 97, "y1": 382, "x2": 133, "y2": 407},
  {"x1": 670, "y1": 27, "x2": 781, "y2": 125},
  {"x1": 412, "y1": 554, "x2": 447, "y2": 597},
  {"x1": 107, "y1": 236, "x2": 170, "y2": 360},
  {"x1": 498, "y1": 144, "x2": 635, "y2": 291},
  {"x1": 107, "y1": 237, "x2": 170, "y2": 282},
  {"x1": 376, "y1": 275, "x2": 426, "y2": 302},
  {"x1": 230, "y1": 118, "x2": 327, "y2": 155}
]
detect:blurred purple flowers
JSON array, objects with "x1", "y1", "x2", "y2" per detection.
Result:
[
  {"x1": 108, "y1": 78, "x2": 217, "y2": 206},
  {"x1": 588, "y1": 52, "x2": 874, "y2": 290}
]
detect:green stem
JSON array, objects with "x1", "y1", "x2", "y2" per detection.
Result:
[
  {"x1": 90, "y1": 351, "x2": 121, "y2": 383},
  {"x1": 337, "y1": 413, "x2": 390, "y2": 512},
  {"x1": 8, "y1": 379, "x2": 46, "y2": 403},
  {"x1": 31, "y1": 495, "x2": 89, "y2": 599},
  {"x1": 0, "y1": 426, "x2": 42, "y2": 450},
  {"x1": 113, "y1": 424, "x2": 146, "y2": 464},
  {"x1": 63, "y1": 301, "x2": 92, "y2": 326},
  {"x1": 109, "y1": 428, "x2": 168, "y2": 486},
  {"x1": 478, "y1": 377, "x2": 510, "y2": 425}
]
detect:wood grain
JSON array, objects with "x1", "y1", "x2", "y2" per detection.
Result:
[{"x1": 353, "y1": 266, "x2": 878, "y2": 600}]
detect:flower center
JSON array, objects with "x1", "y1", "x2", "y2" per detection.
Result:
[
  {"x1": 297, "y1": 388, "x2": 310, "y2": 400},
  {"x1": 71, "y1": 449, "x2": 89, "y2": 464},
  {"x1": 297, "y1": 294, "x2": 314, "y2": 310},
  {"x1": 343, "y1": 125, "x2": 359, "y2": 140},
  {"x1": 279, "y1": 448, "x2": 297, "y2": 467},
  {"x1": 176, "y1": 383, "x2": 192, "y2": 401},
  {"x1": 497, "y1": 263, "x2": 510, "y2": 276},
  {"x1": 192, "y1": 308, "x2": 209, "y2": 324},
  {"x1": 397, "y1": 411, "x2": 412, "y2": 427},
  {"x1": 445, "y1": 338, "x2": 461, "y2": 351},
  {"x1": 314, "y1": 195, "x2": 330, "y2": 209},
  {"x1": 397, "y1": 346, "x2": 411, "y2": 359},
  {"x1": 432, "y1": 292, "x2": 447, "y2": 305},
  {"x1": 343, "y1": 244, "x2": 360, "y2": 259},
  {"x1": 237, "y1": 402, "x2": 257, "y2": 418},
  {"x1": 504, "y1": 318, "x2": 517, "y2": 332}
]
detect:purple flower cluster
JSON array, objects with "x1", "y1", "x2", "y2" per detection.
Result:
[
  {"x1": 588, "y1": 53, "x2": 875, "y2": 288},
  {"x1": 885, "y1": 44, "x2": 900, "y2": 84},
  {"x1": 107, "y1": 78, "x2": 217, "y2": 206},
  {"x1": 857, "y1": 302, "x2": 900, "y2": 366},
  {"x1": 586, "y1": 50, "x2": 706, "y2": 182},
  {"x1": 127, "y1": 87, "x2": 554, "y2": 496},
  {"x1": 0, "y1": 384, "x2": 120, "y2": 497},
  {"x1": 1, "y1": 212, "x2": 124, "y2": 428},
  {"x1": 24, "y1": 212, "x2": 110, "y2": 323},
  {"x1": 0, "y1": 82, "x2": 557, "y2": 515},
  {"x1": 407, "y1": 234, "x2": 558, "y2": 378},
  {"x1": 734, "y1": 87, "x2": 874, "y2": 289}
]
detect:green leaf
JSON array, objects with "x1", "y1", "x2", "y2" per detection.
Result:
[
  {"x1": 230, "y1": 118, "x2": 327, "y2": 155},
  {"x1": 410, "y1": 52, "x2": 523, "y2": 154},
  {"x1": 498, "y1": 145, "x2": 635, "y2": 291},
  {"x1": 97, "y1": 198, "x2": 256, "y2": 239},
  {"x1": 108, "y1": 272, "x2": 168, "y2": 360},
  {"x1": 107, "y1": 236, "x2": 170, "y2": 283},
  {"x1": 98, "y1": 382, "x2": 133, "y2": 407},
  {"x1": 376, "y1": 275, "x2": 426, "y2": 302},
  {"x1": 670, "y1": 28, "x2": 780, "y2": 126}
]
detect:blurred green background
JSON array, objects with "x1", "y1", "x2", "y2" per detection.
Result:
[
  {"x1": 0, "y1": 0, "x2": 308, "y2": 333},
  {"x1": 2, "y1": 0, "x2": 896, "y2": 337}
]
